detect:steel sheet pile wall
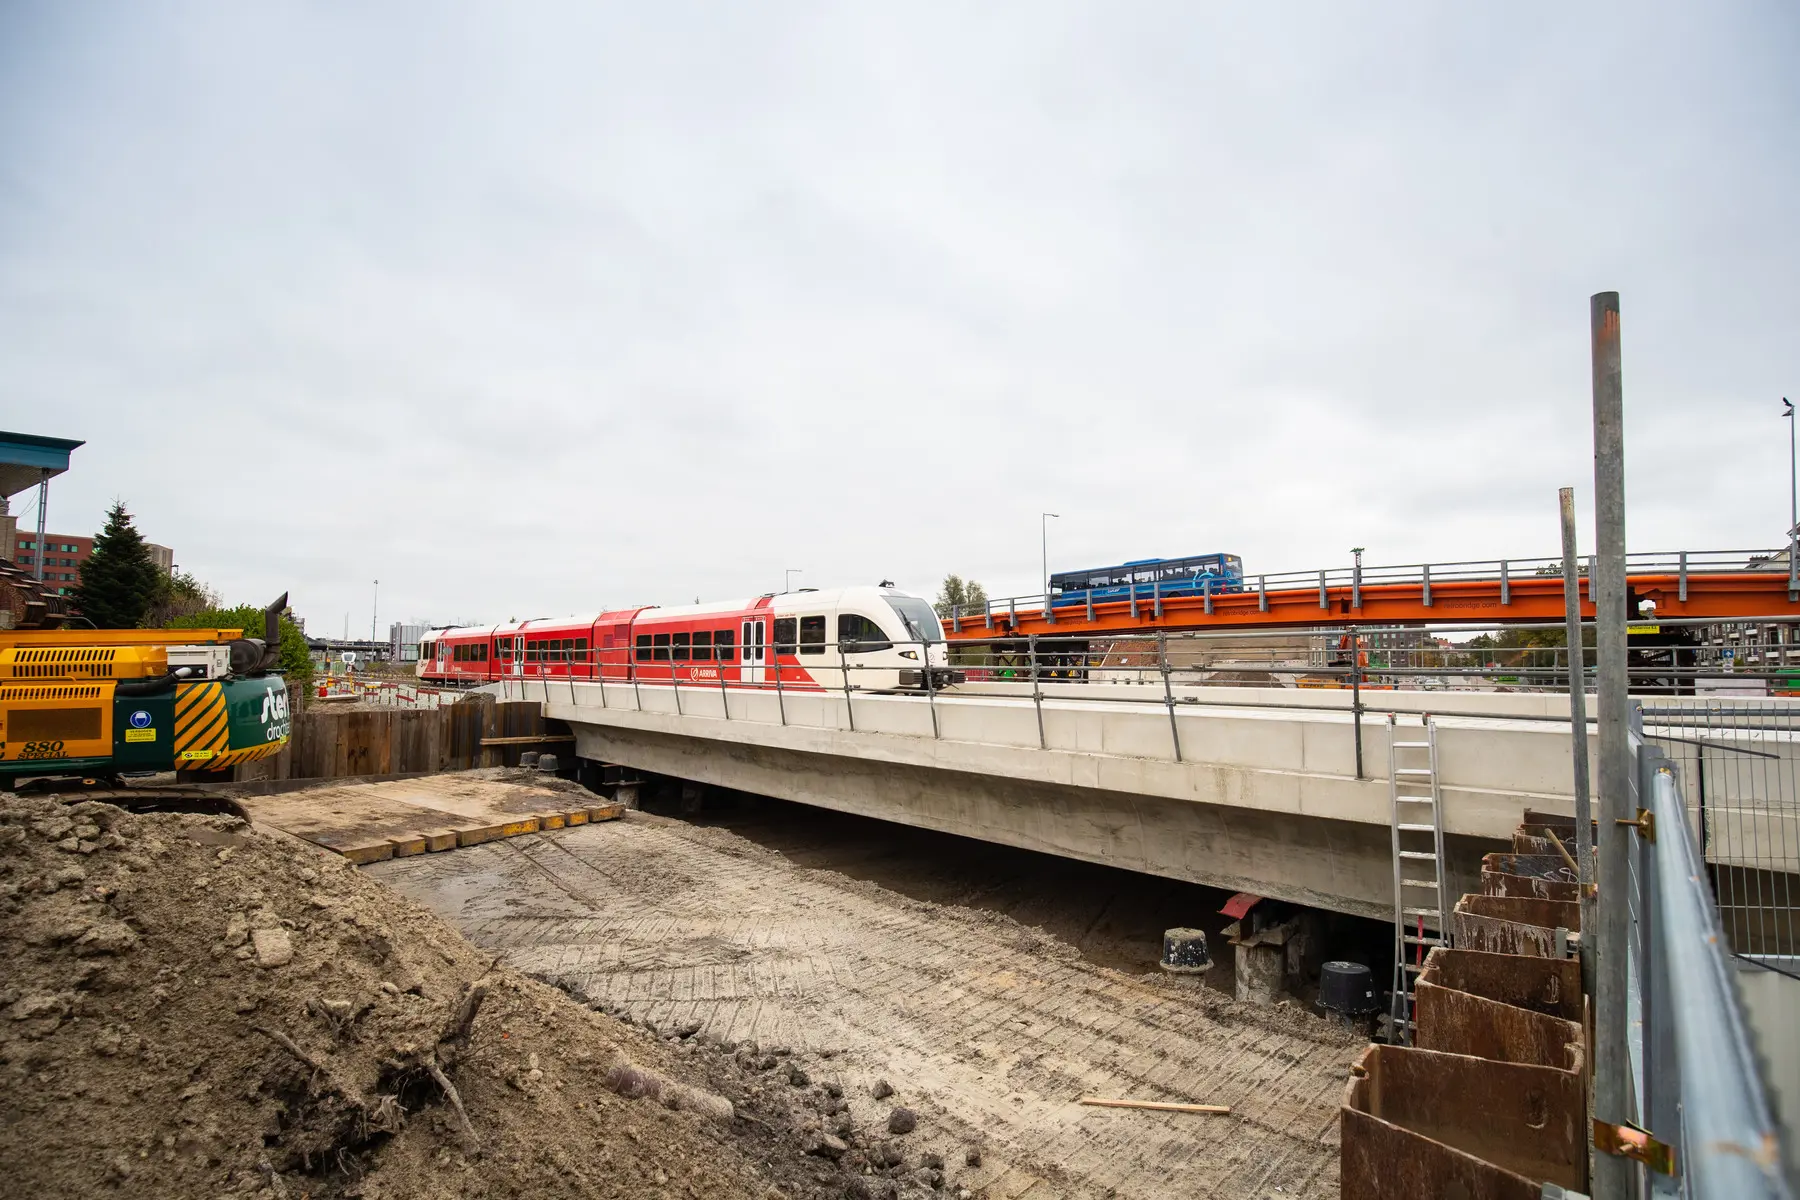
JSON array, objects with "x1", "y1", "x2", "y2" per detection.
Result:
[
  {"x1": 1342, "y1": 810, "x2": 1592, "y2": 1198},
  {"x1": 238, "y1": 692, "x2": 549, "y2": 782}
]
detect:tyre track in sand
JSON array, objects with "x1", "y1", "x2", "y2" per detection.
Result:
[{"x1": 371, "y1": 811, "x2": 1357, "y2": 1199}]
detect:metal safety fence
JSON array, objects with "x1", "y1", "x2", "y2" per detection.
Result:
[
  {"x1": 1643, "y1": 703, "x2": 1800, "y2": 962},
  {"x1": 965, "y1": 547, "x2": 1798, "y2": 629},
  {"x1": 471, "y1": 616, "x2": 1800, "y2": 789},
  {"x1": 1622, "y1": 730, "x2": 1796, "y2": 1197}
]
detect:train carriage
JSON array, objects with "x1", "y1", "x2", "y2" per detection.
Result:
[{"x1": 418, "y1": 585, "x2": 956, "y2": 693}]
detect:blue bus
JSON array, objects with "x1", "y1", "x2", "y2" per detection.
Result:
[{"x1": 1049, "y1": 553, "x2": 1246, "y2": 605}]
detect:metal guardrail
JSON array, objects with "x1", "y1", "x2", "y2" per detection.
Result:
[
  {"x1": 465, "y1": 615, "x2": 1800, "y2": 789},
  {"x1": 961, "y1": 547, "x2": 1798, "y2": 627},
  {"x1": 1623, "y1": 732, "x2": 1795, "y2": 1197}
]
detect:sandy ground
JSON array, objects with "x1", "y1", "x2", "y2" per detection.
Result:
[
  {"x1": 372, "y1": 801, "x2": 1363, "y2": 1199},
  {"x1": 0, "y1": 790, "x2": 888, "y2": 1200}
]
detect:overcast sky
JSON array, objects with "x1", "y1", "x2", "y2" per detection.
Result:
[{"x1": 2, "y1": 3, "x2": 1795, "y2": 632}]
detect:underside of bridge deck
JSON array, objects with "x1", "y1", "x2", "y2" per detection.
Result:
[{"x1": 568, "y1": 721, "x2": 1495, "y2": 920}]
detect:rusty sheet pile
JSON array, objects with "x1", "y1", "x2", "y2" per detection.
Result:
[{"x1": 1342, "y1": 810, "x2": 1591, "y2": 1199}]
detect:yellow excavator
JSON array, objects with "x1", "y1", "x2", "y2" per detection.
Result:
[{"x1": 1, "y1": 594, "x2": 292, "y2": 787}]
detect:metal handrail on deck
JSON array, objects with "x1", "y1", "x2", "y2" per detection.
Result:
[{"x1": 958, "y1": 547, "x2": 1799, "y2": 632}]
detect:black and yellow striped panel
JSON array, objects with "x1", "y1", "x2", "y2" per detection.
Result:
[
  {"x1": 173, "y1": 682, "x2": 229, "y2": 764},
  {"x1": 198, "y1": 738, "x2": 289, "y2": 772}
]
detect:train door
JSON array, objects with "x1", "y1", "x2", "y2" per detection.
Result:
[{"x1": 741, "y1": 619, "x2": 766, "y2": 684}]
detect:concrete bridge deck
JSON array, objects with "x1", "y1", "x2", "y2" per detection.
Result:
[{"x1": 483, "y1": 678, "x2": 1796, "y2": 922}]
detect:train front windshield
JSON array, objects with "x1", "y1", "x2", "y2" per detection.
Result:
[{"x1": 886, "y1": 596, "x2": 945, "y2": 645}]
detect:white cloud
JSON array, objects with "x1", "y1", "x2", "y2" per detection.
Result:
[{"x1": 2, "y1": 1, "x2": 1795, "y2": 625}]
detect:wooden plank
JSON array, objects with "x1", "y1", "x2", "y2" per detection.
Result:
[
  {"x1": 587, "y1": 802, "x2": 625, "y2": 823},
  {"x1": 538, "y1": 812, "x2": 567, "y2": 830},
  {"x1": 423, "y1": 829, "x2": 459, "y2": 852},
  {"x1": 313, "y1": 834, "x2": 395, "y2": 865},
  {"x1": 455, "y1": 822, "x2": 506, "y2": 847},
  {"x1": 565, "y1": 808, "x2": 589, "y2": 826},
  {"x1": 388, "y1": 833, "x2": 430, "y2": 857},
  {"x1": 480, "y1": 735, "x2": 576, "y2": 746},
  {"x1": 1077, "y1": 1097, "x2": 1230, "y2": 1115}
]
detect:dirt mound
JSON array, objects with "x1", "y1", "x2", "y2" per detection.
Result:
[{"x1": 0, "y1": 791, "x2": 872, "y2": 1198}]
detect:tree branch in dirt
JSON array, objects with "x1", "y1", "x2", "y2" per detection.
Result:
[
  {"x1": 253, "y1": 1024, "x2": 372, "y2": 1113},
  {"x1": 438, "y1": 982, "x2": 488, "y2": 1050},
  {"x1": 253, "y1": 1025, "x2": 326, "y2": 1075},
  {"x1": 427, "y1": 1057, "x2": 480, "y2": 1151}
]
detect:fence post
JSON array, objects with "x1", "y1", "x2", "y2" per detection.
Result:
[
  {"x1": 1590, "y1": 290, "x2": 1631, "y2": 1200},
  {"x1": 1350, "y1": 627, "x2": 1365, "y2": 780},
  {"x1": 1029, "y1": 634, "x2": 1046, "y2": 750},
  {"x1": 840, "y1": 638, "x2": 856, "y2": 732},
  {"x1": 1559, "y1": 487, "x2": 1596, "y2": 1001},
  {"x1": 1159, "y1": 631, "x2": 1182, "y2": 762},
  {"x1": 921, "y1": 638, "x2": 939, "y2": 739}
]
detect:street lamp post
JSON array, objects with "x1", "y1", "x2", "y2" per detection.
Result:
[
  {"x1": 1784, "y1": 399, "x2": 1796, "y2": 600},
  {"x1": 784, "y1": 568, "x2": 802, "y2": 593},
  {"x1": 1041, "y1": 513, "x2": 1059, "y2": 611},
  {"x1": 372, "y1": 579, "x2": 379, "y2": 645}
]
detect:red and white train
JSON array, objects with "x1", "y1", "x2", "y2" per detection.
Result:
[{"x1": 418, "y1": 585, "x2": 958, "y2": 692}]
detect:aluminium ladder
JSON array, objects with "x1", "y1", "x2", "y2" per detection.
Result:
[{"x1": 1387, "y1": 713, "x2": 1449, "y2": 1045}]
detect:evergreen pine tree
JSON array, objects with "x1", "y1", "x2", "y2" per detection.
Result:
[{"x1": 70, "y1": 502, "x2": 165, "y2": 628}]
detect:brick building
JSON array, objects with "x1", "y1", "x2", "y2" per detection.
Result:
[{"x1": 5, "y1": 530, "x2": 174, "y2": 596}]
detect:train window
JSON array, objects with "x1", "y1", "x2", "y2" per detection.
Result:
[
  {"x1": 479, "y1": 644, "x2": 488, "y2": 662},
  {"x1": 554, "y1": 638, "x2": 567, "y2": 661},
  {"x1": 714, "y1": 629, "x2": 735, "y2": 661},
  {"x1": 652, "y1": 633, "x2": 671, "y2": 661},
  {"x1": 692, "y1": 630, "x2": 712, "y2": 661},
  {"x1": 839, "y1": 613, "x2": 892, "y2": 653},
  {"x1": 799, "y1": 615, "x2": 826, "y2": 655},
  {"x1": 773, "y1": 618, "x2": 797, "y2": 655},
  {"x1": 635, "y1": 635, "x2": 651, "y2": 662},
  {"x1": 575, "y1": 638, "x2": 588, "y2": 663},
  {"x1": 499, "y1": 640, "x2": 512, "y2": 662},
  {"x1": 672, "y1": 633, "x2": 691, "y2": 661}
]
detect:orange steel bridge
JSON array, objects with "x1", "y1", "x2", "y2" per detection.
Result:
[{"x1": 944, "y1": 550, "x2": 1799, "y2": 639}]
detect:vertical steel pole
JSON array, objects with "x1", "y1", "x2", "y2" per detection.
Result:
[
  {"x1": 1158, "y1": 631, "x2": 1182, "y2": 762},
  {"x1": 1787, "y1": 398, "x2": 1798, "y2": 600},
  {"x1": 1560, "y1": 487, "x2": 1596, "y2": 1000},
  {"x1": 1350, "y1": 627, "x2": 1365, "y2": 780},
  {"x1": 1029, "y1": 635, "x2": 1046, "y2": 750},
  {"x1": 32, "y1": 469, "x2": 49, "y2": 581},
  {"x1": 921, "y1": 638, "x2": 939, "y2": 739},
  {"x1": 840, "y1": 631, "x2": 856, "y2": 732},
  {"x1": 1590, "y1": 291, "x2": 1630, "y2": 1200}
]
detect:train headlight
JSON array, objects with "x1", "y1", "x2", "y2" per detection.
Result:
[{"x1": 898, "y1": 650, "x2": 918, "y2": 660}]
